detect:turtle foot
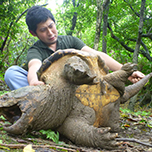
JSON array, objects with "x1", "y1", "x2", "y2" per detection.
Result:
[
  {"x1": 58, "y1": 118, "x2": 121, "y2": 150},
  {"x1": 92, "y1": 127, "x2": 121, "y2": 149}
]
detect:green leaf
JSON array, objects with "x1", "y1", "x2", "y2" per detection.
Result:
[
  {"x1": 0, "y1": 145, "x2": 10, "y2": 150},
  {"x1": 0, "y1": 115, "x2": 5, "y2": 120},
  {"x1": 40, "y1": 129, "x2": 60, "y2": 144}
]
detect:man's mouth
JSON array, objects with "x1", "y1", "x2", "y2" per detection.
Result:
[{"x1": 49, "y1": 36, "x2": 55, "y2": 41}]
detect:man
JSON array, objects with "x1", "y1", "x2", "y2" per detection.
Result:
[{"x1": 4, "y1": 6, "x2": 145, "y2": 90}]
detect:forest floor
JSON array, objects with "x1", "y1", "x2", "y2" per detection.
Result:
[{"x1": 0, "y1": 82, "x2": 152, "y2": 152}]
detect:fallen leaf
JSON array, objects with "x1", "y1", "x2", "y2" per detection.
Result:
[
  {"x1": 123, "y1": 124, "x2": 130, "y2": 127},
  {"x1": 23, "y1": 144, "x2": 35, "y2": 152}
]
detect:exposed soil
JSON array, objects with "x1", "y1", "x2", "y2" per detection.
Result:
[
  {"x1": 0, "y1": 82, "x2": 152, "y2": 152},
  {"x1": 0, "y1": 103, "x2": 152, "y2": 152}
]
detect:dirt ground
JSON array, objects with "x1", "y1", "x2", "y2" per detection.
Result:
[
  {"x1": 0, "y1": 82, "x2": 152, "y2": 152},
  {"x1": 0, "y1": 104, "x2": 152, "y2": 152}
]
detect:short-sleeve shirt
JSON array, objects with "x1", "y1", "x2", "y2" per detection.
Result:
[{"x1": 27, "y1": 35, "x2": 86, "y2": 64}]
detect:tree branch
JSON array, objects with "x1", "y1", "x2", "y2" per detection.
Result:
[
  {"x1": 142, "y1": 33, "x2": 152, "y2": 40},
  {"x1": 14, "y1": 39, "x2": 29, "y2": 65},
  {"x1": 107, "y1": 23, "x2": 152, "y2": 61},
  {"x1": 0, "y1": 4, "x2": 48, "y2": 53},
  {"x1": 0, "y1": 143, "x2": 76, "y2": 151},
  {"x1": 107, "y1": 23, "x2": 134, "y2": 52},
  {"x1": 116, "y1": 138, "x2": 152, "y2": 147},
  {"x1": 124, "y1": 0, "x2": 140, "y2": 17}
]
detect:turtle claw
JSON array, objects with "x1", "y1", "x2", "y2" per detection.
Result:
[
  {"x1": 88, "y1": 127, "x2": 120, "y2": 149},
  {"x1": 109, "y1": 133, "x2": 118, "y2": 140},
  {"x1": 99, "y1": 127, "x2": 111, "y2": 133},
  {"x1": 116, "y1": 141, "x2": 123, "y2": 146}
]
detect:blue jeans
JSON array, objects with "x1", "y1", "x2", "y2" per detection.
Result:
[{"x1": 4, "y1": 65, "x2": 29, "y2": 90}]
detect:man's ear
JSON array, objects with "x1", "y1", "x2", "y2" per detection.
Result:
[{"x1": 29, "y1": 30, "x2": 37, "y2": 36}]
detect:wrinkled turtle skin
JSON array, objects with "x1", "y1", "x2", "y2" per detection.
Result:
[{"x1": 0, "y1": 49, "x2": 152, "y2": 150}]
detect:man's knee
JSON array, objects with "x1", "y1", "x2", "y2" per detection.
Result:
[
  {"x1": 4, "y1": 65, "x2": 28, "y2": 90},
  {"x1": 4, "y1": 65, "x2": 21, "y2": 82}
]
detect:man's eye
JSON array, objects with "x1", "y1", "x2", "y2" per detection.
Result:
[
  {"x1": 49, "y1": 25, "x2": 53, "y2": 28},
  {"x1": 49, "y1": 23, "x2": 54, "y2": 28},
  {"x1": 40, "y1": 28, "x2": 46, "y2": 32}
]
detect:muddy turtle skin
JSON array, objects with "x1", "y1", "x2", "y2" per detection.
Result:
[{"x1": 0, "y1": 49, "x2": 151, "y2": 150}]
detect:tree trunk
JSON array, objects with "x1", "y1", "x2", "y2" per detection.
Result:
[
  {"x1": 139, "y1": 90, "x2": 152, "y2": 107},
  {"x1": 127, "y1": 94, "x2": 138, "y2": 111},
  {"x1": 93, "y1": 0, "x2": 109, "y2": 50},
  {"x1": 66, "y1": 0, "x2": 79, "y2": 36},
  {"x1": 139, "y1": 77, "x2": 152, "y2": 107},
  {"x1": 129, "y1": 0, "x2": 146, "y2": 111},
  {"x1": 102, "y1": 1, "x2": 110, "y2": 53},
  {"x1": 133, "y1": 0, "x2": 146, "y2": 64}
]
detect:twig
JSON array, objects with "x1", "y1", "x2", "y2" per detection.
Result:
[
  {"x1": 0, "y1": 143, "x2": 77, "y2": 151},
  {"x1": 116, "y1": 138, "x2": 152, "y2": 147}
]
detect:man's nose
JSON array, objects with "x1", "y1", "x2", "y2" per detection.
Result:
[{"x1": 47, "y1": 28, "x2": 53, "y2": 35}]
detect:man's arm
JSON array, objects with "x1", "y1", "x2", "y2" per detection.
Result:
[
  {"x1": 81, "y1": 46, "x2": 122, "y2": 71},
  {"x1": 81, "y1": 46, "x2": 145, "y2": 83},
  {"x1": 28, "y1": 59, "x2": 44, "y2": 86}
]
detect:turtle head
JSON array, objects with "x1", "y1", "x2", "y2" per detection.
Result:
[{"x1": 63, "y1": 56, "x2": 99, "y2": 85}]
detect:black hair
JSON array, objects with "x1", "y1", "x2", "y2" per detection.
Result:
[{"x1": 26, "y1": 6, "x2": 55, "y2": 34}]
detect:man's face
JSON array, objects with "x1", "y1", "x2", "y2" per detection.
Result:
[{"x1": 35, "y1": 18, "x2": 58, "y2": 47}]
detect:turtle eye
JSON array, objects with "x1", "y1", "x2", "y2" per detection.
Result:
[
  {"x1": 97, "y1": 56, "x2": 109, "y2": 74},
  {"x1": 41, "y1": 76, "x2": 46, "y2": 84},
  {"x1": 97, "y1": 56, "x2": 105, "y2": 69}
]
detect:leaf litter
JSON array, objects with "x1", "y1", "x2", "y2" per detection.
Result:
[{"x1": 0, "y1": 106, "x2": 152, "y2": 152}]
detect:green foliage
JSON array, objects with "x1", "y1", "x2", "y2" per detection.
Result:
[
  {"x1": 138, "y1": 57, "x2": 152, "y2": 74},
  {"x1": 0, "y1": 115, "x2": 5, "y2": 131},
  {"x1": 40, "y1": 129, "x2": 60, "y2": 144},
  {"x1": 0, "y1": 0, "x2": 152, "y2": 109},
  {"x1": 0, "y1": 90, "x2": 10, "y2": 96},
  {"x1": 0, "y1": 0, "x2": 40, "y2": 73},
  {"x1": 56, "y1": 0, "x2": 96, "y2": 36},
  {"x1": 120, "y1": 107, "x2": 152, "y2": 128},
  {"x1": 0, "y1": 115, "x2": 6, "y2": 121},
  {"x1": 56, "y1": 0, "x2": 152, "y2": 69},
  {"x1": 1, "y1": 0, "x2": 151, "y2": 73},
  {"x1": 120, "y1": 108, "x2": 151, "y2": 116}
]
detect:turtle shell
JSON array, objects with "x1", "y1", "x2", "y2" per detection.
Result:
[
  {"x1": 37, "y1": 49, "x2": 121, "y2": 128},
  {"x1": 37, "y1": 49, "x2": 88, "y2": 79}
]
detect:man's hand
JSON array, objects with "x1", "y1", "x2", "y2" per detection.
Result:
[
  {"x1": 29, "y1": 79, "x2": 44, "y2": 86},
  {"x1": 128, "y1": 71, "x2": 145, "y2": 83},
  {"x1": 28, "y1": 59, "x2": 45, "y2": 86}
]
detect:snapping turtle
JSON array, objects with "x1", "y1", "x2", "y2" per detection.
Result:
[{"x1": 0, "y1": 49, "x2": 151, "y2": 149}]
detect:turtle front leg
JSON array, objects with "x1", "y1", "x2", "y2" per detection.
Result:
[{"x1": 57, "y1": 117, "x2": 120, "y2": 150}]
